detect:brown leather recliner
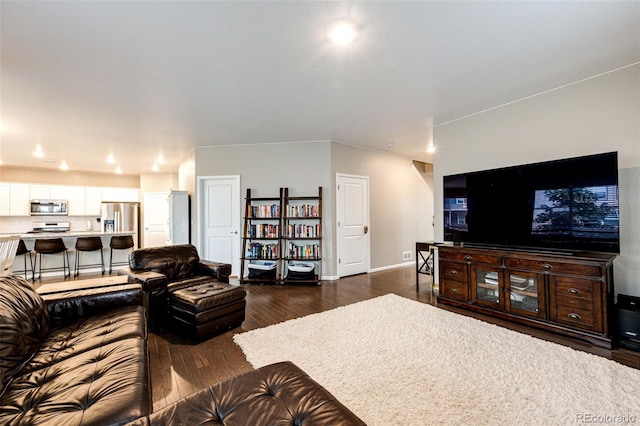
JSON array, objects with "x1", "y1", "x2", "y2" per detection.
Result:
[{"x1": 120, "y1": 244, "x2": 244, "y2": 338}]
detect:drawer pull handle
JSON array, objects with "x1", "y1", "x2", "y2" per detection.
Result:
[
  {"x1": 568, "y1": 313, "x2": 582, "y2": 320},
  {"x1": 451, "y1": 288, "x2": 458, "y2": 292},
  {"x1": 568, "y1": 288, "x2": 580, "y2": 295},
  {"x1": 542, "y1": 264, "x2": 553, "y2": 270},
  {"x1": 464, "y1": 256, "x2": 472, "y2": 261},
  {"x1": 450, "y1": 269, "x2": 457, "y2": 274}
]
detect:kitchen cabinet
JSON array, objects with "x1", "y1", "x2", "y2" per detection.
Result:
[
  {"x1": 9, "y1": 184, "x2": 30, "y2": 216},
  {"x1": 67, "y1": 186, "x2": 86, "y2": 216},
  {"x1": 102, "y1": 187, "x2": 139, "y2": 202},
  {"x1": 85, "y1": 187, "x2": 103, "y2": 216},
  {"x1": 29, "y1": 184, "x2": 51, "y2": 200},
  {"x1": 0, "y1": 183, "x2": 30, "y2": 216},
  {"x1": 437, "y1": 245, "x2": 615, "y2": 348},
  {"x1": 0, "y1": 182, "x2": 139, "y2": 217},
  {"x1": 0, "y1": 184, "x2": 10, "y2": 216},
  {"x1": 49, "y1": 185, "x2": 70, "y2": 200}
]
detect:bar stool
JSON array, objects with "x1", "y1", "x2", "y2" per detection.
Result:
[
  {"x1": 75, "y1": 236, "x2": 105, "y2": 276},
  {"x1": 34, "y1": 238, "x2": 70, "y2": 279},
  {"x1": 109, "y1": 235, "x2": 134, "y2": 273},
  {"x1": 15, "y1": 239, "x2": 34, "y2": 281}
]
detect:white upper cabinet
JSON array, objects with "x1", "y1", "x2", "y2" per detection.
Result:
[
  {"x1": 29, "y1": 184, "x2": 50, "y2": 200},
  {"x1": 66, "y1": 186, "x2": 86, "y2": 216},
  {"x1": 0, "y1": 184, "x2": 10, "y2": 216},
  {"x1": 0, "y1": 183, "x2": 139, "y2": 217},
  {"x1": 102, "y1": 187, "x2": 139, "y2": 202},
  {"x1": 49, "y1": 185, "x2": 70, "y2": 200},
  {"x1": 9, "y1": 184, "x2": 30, "y2": 216},
  {"x1": 85, "y1": 187, "x2": 103, "y2": 216}
]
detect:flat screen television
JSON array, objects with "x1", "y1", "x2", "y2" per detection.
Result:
[{"x1": 443, "y1": 152, "x2": 620, "y2": 254}]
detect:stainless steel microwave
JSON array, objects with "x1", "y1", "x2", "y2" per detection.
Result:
[{"x1": 30, "y1": 200, "x2": 68, "y2": 216}]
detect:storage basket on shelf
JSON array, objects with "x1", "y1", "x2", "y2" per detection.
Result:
[
  {"x1": 286, "y1": 261, "x2": 315, "y2": 280},
  {"x1": 248, "y1": 260, "x2": 278, "y2": 279}
]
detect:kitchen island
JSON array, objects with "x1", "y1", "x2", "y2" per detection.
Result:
[{"x1": 13, "y1": 231, "x2": 137, "y2": 279}]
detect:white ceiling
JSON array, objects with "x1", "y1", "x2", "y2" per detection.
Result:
[{"x1": 1, "y1": 1, "x2": 639, "y2": 175}]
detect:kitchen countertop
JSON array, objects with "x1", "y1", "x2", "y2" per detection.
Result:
[{"x1": 13, "y1": 231, "x2": 135, "y2": 239}]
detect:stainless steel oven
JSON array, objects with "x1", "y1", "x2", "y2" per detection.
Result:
[{"x1": 30, "y1": 200, "x2": 68, "y2": 216}]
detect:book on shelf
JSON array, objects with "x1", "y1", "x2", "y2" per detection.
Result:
[
  {"x1": 286, "y1": 223, "x2": 320, "y2": 238},
  {"x1": 287, "y1": 242, "x2": 319, "y2": 259},
  {"x1": 286, "y1": 204, "x2": 319, "y2": 218},
  {"x1": 249, "y1": 204, "x2": 280, "y2": 218},
  {"x1": 247, "y1": 224, "x2": 279, "y2": 238},
  {"x1": 246, "y1": 242, "x2": 279, "y2": 259}
]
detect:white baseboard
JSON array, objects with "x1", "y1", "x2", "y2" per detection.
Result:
[
  {"x1": 321, "y1": 275, "x2": 339, "y2": 281},
  {"x1": 369, "y1": 261, "x2": 413, "y2": 273}
]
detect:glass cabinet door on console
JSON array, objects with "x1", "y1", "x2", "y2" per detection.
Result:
[
  {"x1": 471, "y1": 266, "x2": 502, "y2": 308},
  {"x1": 505, "y1": 271, "x2": 545, "y2": 319}
]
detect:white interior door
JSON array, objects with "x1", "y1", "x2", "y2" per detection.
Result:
[
  {"x1": 143, "y1": 192, "x2": 169, "y2": 248},
  {"x1": 336, "y1": 174, "x2": 370, "y2": 277},
  {"x1": 199, "y1": 176, "x2": 241, "y2": 277}
]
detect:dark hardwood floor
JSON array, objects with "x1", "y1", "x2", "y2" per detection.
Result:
[{"x1": 35, "y1": 266, "x2": 640, "y2": 412}]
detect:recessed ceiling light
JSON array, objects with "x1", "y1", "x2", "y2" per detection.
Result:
[
  {"x1": 156, "y1": 154, "x2": 165, "y2": 165},
  {"x1": 328, "y1": 19, "x2": 357, "y2": 46},
  {"x1": 386, "y1": 142, "x2": 394, "y2": 148},
  {"x1": 115, "y1": 166, "x2": 122, "y2": 174},
  {"x1": 152, "y1": 163, "x2": 159, "y2": 172},
  {"x1": 33, "y1": 145, "x2": 44, "y2": 158},
  {"x1": 107, "y1": 153, "x2": 115, "y2": 164},
  {"x1": 59, "y1": 161, "x2": 69, "y2": 171}
]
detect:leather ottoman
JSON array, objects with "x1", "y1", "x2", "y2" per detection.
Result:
[{"x1": 169, "y1": 282, "x2": 246, "y2": 341}]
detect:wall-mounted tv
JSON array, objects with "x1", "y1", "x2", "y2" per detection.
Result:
[{"x1": 443, "y1": 152, "x2": 620, "y2": 253}]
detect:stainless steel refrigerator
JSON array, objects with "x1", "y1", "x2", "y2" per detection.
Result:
[{"x1": 101, "y1": 202, "x2": 140, "y2": 248}]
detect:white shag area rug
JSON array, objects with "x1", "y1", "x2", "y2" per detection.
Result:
[{"x1": 233, "y1": 293, "x2": 640, "y2": 425}]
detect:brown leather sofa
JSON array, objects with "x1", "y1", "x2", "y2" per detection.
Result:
[
  {"x1": 0, "y1": 274, "x2": 364, "y2": 425},
  {"x1": 0, "y1": 274, "x2": 150, "y2": 425},
  {"x1": 120, "y1": 244, "x2": 245, "y2": 339}
]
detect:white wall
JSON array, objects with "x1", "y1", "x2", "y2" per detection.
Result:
[
  {"x1": 331, "y1": 142, "x2": 434, "y2": 271},
  {"x1": 186, "y1": 140, "x2": 433, "y2": 277},
  {"x1": 433, "y1": 64, "x2": 640, "y2": 297},
  {"x1": 192, "y1": 141, "x2": 333, "y2": 274}
]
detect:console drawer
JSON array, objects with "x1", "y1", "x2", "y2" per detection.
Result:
[
  {"x1": 440, "y1": 279, "x2": 468, "y2": 302},
  {"x1": 504, "y1": 258, "x2": 601, "y2": 277},
  {"x1": 554, "y1": 277, "x2": 595, "y2": 301},
  {"x1": 440, "y1": 261, "x2": 467, "y2": 282},
  {"x1": 439, "y1": 249, "x2": 501, "y2": 265},
  {"x1": 551, "y1": 304, "x2": 597, "y2": 331}
]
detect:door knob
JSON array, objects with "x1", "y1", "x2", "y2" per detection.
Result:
[{"x1": 364, "y1": 225, "x2": 369, "y2": 234}]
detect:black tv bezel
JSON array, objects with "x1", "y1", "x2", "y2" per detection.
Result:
[{"x1": 442, "y1": 152, "x2": 620, "y2": 255}]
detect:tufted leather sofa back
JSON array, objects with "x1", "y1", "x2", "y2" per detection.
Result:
[
  {"x1": 0, "y1": 275, "x2": 49, "y2": 396},
  {"x1": 129, "y1": 244, "x2": 200, "y2": 281}
]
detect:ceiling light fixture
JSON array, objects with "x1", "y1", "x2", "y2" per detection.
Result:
[
  {"x1": 107, "y1": 154, "x2": 115, "y2": 164},
  {"x1": 426, "y1": 144, "x2": 436, "y2": 154},
  {"x1": 328, "y1": 19, "x2": 357, "y2": 46},
  {"x1": 156, "y1": 154, "x2": 165, "y2": 165},
  {"x1": 115, "y1": 166, "x2": 122, "y2": 174},
  {"x1": 33, "y1": 145, "x2": 44, "y2": 158},
  {"x1": 152, "y1": 163, "x2": 159, "y2": 172},
  {"x1": 59, "y1": 161, "x2": 69, "y2": 171}
]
